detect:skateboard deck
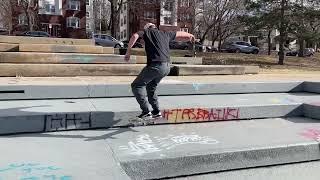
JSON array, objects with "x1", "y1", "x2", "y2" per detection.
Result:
[{"x1": 128, "y1": 116, "x2": 167, "y2": 126}]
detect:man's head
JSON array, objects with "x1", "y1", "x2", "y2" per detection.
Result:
[{"x1": 144, "y1": 23, "x2": 157, "y2": 30}]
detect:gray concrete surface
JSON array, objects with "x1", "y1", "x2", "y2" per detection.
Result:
[
  {"x1": 136, "y1": 56, "x2": 203, "y2": 65},
  {"x1": 303, "y1": 103, "x2": 320, "y2": 120},
  {"x1": 304, "y1": 81, "x2": 320, "y2": 93},
  {"x1": 0, "y1": 93, "x2": 319, "y2": 135},
  {"x1": 174, "y1": 65, "x2": 247, "y2": 75},
  {"x1": 174, "y1": 160, "x2": 320, "y2": 180},
  {"x1": 110, "y1": 117, "x2": 320, "y2": 179},
  {"x1": 1, "y1": 117, "x2": 320, "y2": 179},
  {"x1": 0, "y1": 130, "x2": 130, "y2": 180},
  {"x1": 0, "y1": 81, "x2": 305, "y2": 100}
]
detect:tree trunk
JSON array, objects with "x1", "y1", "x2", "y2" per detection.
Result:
[
  {"x1": 268, "y1": 29, "x2": 272, "y2": 55},
  {"x1": 110, "y1": 0, "x2": 115, "y2": 37},
  {"x1": 278, "y1": 0, "x2": 286, "y2": 65},
  {"x1": 298, "y1": 37, "x2": 304, "y2": 57}
]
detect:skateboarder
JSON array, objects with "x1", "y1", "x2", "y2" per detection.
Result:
[{"x1": 125, "y1": 23, "x2": 195, "y2": 120}]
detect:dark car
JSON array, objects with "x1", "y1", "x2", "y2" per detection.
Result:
[
  {"x1": 94, "y1": 34, "x2": 124, "y2": 48},
  {"x1": 170, "y1": 41, "x2": 206, "y2": 52},
  {"x1": 221, "y1": 41, "x2": 259, "y2": 54},
  {"x1": 17, "y1": 31, "x2": 51, "y2": 37},
  {"x1": 123, "y1": 40, "x2": 143, "y2": 48}
]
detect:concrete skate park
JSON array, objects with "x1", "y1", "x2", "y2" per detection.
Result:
[{"x1": 1, "y1": 36, "x2": 320, "y2": 180}]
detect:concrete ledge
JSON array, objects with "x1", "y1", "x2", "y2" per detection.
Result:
[
  {"x1": 304, "y1": 103, "x2": 320, "y2": 120},
  {"x1": 303, "y1": 82, "x2": 320, "y2": 93},
  {"x1": 0, "y1": 35, "x2": 94, "y2": 45},
  {"x1": 0, "y1": 52, "x2": 135, "y2": 64},
  {"x1": 136, "y1": 56, "x2": 203, "y2": 65},
  {"x1": 174, "y1": 65, "x2": 247, "y2": 75},
  {"x1": 19, "y1": 44, "x2": 114, "y2": 54},
  {"x1": 0, "y1": 43, "x2": 19, "y2": 52},
  {"x1": 0, "y1": 81, "x2": 304, "y2": 100},
  {"x1": 0, "y1": 64, "x2": 141, "y2": 77}
]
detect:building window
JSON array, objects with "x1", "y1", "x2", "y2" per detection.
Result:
[
  {"x1": 121, "y1": 31, "x2": 124, "y2": 39},
  {"x1": 124, "y1": 30, "x2": 127, "y2": 39},
  {"x1": 124, "y1": 16, "x2": 127, "y2": 25},
  {"x1": 86, "y1": 11, "x2": 90, "y2": 18},
  {"x1": 164, "y1": 0, "x2": 174, "y2": 11},
  {"x1": 67, "y1": 17, "x2": 80, "y2": 28},
  {"x1": 123, "y1": 4, "x2": 126, "y2": 11},
  {"x1": 180, "y1": 0, "x2": 190, "y2": 7},
  {"x1": 121, "y1": 18, "x2": 123, "y2": 26},
  {"x1": 68, "y1": 0, "x2": 80, "y2": 10},
  {"x1": 180, "y1": 28, "x2": 188, "y2": 32},
  {"x1": 164, "y1": 16, "x2": 171, "y2": 24},
  {"x1": 86, "y1": 0, "x2": 90, "y2": 5},
  {"x1": 144, "y1": 11, "x2": 155, "y2": 19},
  {"x1": 18, "y1": 14, "x2": 28, "y2": 25},
  {"x1": 45, "y1": 4, "x2": 56, "y2": 14},
  {"x1": 86, "y1": 22, "x2": 90, "y2": 29}
]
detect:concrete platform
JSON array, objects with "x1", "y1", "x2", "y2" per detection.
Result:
[
  {"x1": 0, "y1": 43, "x2": 19, "y2": 52},
  {"x1": 0, "y1": 63, "x2": 257, "y2": 77},
  {"x1": 0, "y1": 81, "x2": 306, "y2": 100},
  {"x1": 0, "y1": 93, "x2": 319, "y2": 135},
  {"x1": 0, "y1": 52, "x2": 135, "y2": 64},
  {"x1": 1, "y1": 118, "x2": 320, "y2": 179},
  {"x1": 19, "y1": 44, "x2": 114, "y2": 54},
  {"x1": 0, "y1": 35, "x2": 94, "y2": 45}
]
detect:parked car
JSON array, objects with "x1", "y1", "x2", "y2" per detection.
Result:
[
  {"x1": 123, "y1": 39, "x2": 143, "y2": 48},
  {"x1": 169, "y1": 41, "x2": 206, "y2": 52},
  {"x1": 281, "y1": 47, "x2": 315, "y2": 57},
  {"x1": 221, "y1": 41, "x2": 259, "y2": 54},
  {"x1": 94, "y1": 34, "x2": 124, "y2": 48},
  {"x1": 17, "y1": 31, "x2": 50, "y2": 37}
]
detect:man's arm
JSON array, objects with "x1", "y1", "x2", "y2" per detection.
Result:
[
  {"x1": 124, "y1": 33, "x2": 140, "y2": 62},
  {"x1": 175, "y1": 31, "x2": 195, "y2": 43}
]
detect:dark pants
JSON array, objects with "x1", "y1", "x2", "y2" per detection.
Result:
[{"x1": 131, "y1": 62, "x2": 171, "y2": 113}]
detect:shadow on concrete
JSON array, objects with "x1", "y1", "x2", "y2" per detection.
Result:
[{"x1": 0, "y1": 105, "x2": 139, "y2": 140}]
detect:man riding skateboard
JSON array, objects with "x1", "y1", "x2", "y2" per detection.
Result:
[{"x1": 125, "y1": 23, "x2": 195, "y2": 120}]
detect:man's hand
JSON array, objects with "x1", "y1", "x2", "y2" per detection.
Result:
[
  {"x1": 190, "y1": 35, "x2": 195, "y2": 43},
  {"x1": 124, "y1": 52, "x2": 130, "y2": 62}
]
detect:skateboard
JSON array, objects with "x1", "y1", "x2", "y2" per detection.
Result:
[{"x1": 128, "y1": 116, "x2": 167, "y2": 126}]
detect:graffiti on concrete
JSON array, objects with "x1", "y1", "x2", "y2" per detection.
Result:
[
  {"x1": 0, "y1": 163, "x2": 72, "y2": 180},
  {"x1": 119, "y1": 133, "x2": 219, "y2": 156},
  {"x1": 44, "y1": 113, "x2": 92, "y2": 132},
  {"x1": 300, "y1": 128, "x2": 320, "y2": 141},
  {"x1": 162, "y1": 108, "x2": 240, "y2": 123}
]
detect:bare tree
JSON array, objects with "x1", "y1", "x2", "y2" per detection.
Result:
[
  {"x1": 18, "y1": 0, "x2": 39, "y2": 31},
  {"x1": 0, "y1": 0, "x2": 16, "y2": 34},
  {"x1": 93, "y1": 0, "x2": 111, "y2": 33},
  {"x1": 195, "y1": 0, "x2": 244, "y2": 49}
]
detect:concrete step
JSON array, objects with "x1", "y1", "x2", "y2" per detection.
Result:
[
  {"x1": 0, "y1": 93, "x2": 319, "y2": 135},
  {"x1": 0, "y1": 43, "x2": 19, "y2": 52},
  {"x1": 0, "y1": 63, "x2": 257, "y2": 77},
  {"x1": 136, "y1": 55, "x2": 203, "y2": 65},
  {"x1": 1, "y1": 118, "x2": 320, "y2": 179},
  {"x1": 0, "y1": 80, "x2": 311, "y2": 100},
  {"x1": 0, "y1": 35, "x2": 94, "y2": 45},
  {"x1": 0, "y1": 52, "x2": 135, "y2": 64},
  {"x1": 19, "y1": 44, "x2": 114, "y2": 54},
  {"x1": 106, "y1": 117, "x2": 320, "y2": 179}
]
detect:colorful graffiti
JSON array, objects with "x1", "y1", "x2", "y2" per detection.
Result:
[
  {"x1": 300, "y1": 128, "x2": 320, "y2": 141},
  {"x1": 0, "y1": 163, "x2": 72, "y2": 180},
  {"x1": 162, "y1": 108, "x2": 240, "y2": 123}
]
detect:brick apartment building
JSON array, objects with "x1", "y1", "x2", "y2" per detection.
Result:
[
  {"x1": 13, "y1": 0, "x2": 86, "y2": 38},
  {"x1": 120, "y1": 0, "x2": 194, "y2": 41}
]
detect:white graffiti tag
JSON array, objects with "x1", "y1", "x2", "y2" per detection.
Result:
[{"x1": 119, "y1": 133, "x2": 219, "y2": 155}]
